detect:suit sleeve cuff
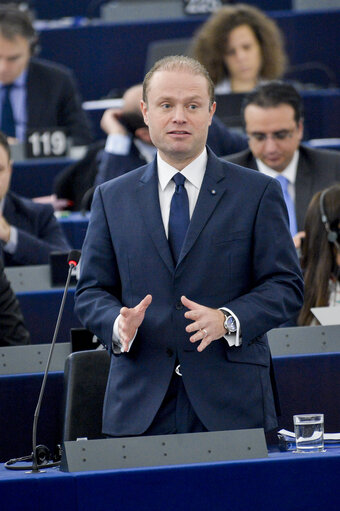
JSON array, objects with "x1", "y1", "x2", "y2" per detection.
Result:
[
  {"x1": 105, "y1": 134, "x2": 132, "y2": 155},
  {"x1": 3, "y1": 226, "x2": 18, "y2": 254},
  {"x1": 112, "y1": 313, "x2": 137, "y2": 353},
  {"x1": 219, "y1": 307, "x2": 242, "y2": 347}
]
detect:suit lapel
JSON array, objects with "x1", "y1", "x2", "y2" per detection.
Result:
[
  {"x1": 295, "y1": 148, "x2": 313, "y2": 231},
  {"x1": 177, "y1": 151, "x2": 228, "y2": 265},
  {"x1": 136, "y1": 160, "x2": 174, "y2": 273}
]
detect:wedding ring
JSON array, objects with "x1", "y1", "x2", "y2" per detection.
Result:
[{"x1": 201, "y1": 328, "x2": 208, "y2": 338}]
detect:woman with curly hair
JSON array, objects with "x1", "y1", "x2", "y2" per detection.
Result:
[
  {"x1": 298, "y1": 184, "x2": 340, "y2": 326},
  {"x1": 191, "y1": 4, "x2": 287, "y2": 94}
]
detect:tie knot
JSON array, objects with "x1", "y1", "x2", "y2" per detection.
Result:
[
  {"x1": 276, "y1": 174, "x2": 289, "y2": 191},
  {"x1": 172, "y1": 173, "x2": 186, "y2": 187}
]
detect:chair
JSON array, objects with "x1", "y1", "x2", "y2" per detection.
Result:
[
  {"x1": 144, "y1": 37, "x2": 191, "y2": 73},
  {"x1": 62, "y1": 349, "x2": 110, "y2": 441}
]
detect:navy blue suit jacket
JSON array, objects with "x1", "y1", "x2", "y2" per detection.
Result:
[
  {"x1": 3, "y1": 191, "x2": 70, "y2": 266},
  {"x1": 75, "y1": 149, "x2": 303, "y2": 436},
  {"x1": 26, "y1": 59, "x2": 93, "y2": 146}
]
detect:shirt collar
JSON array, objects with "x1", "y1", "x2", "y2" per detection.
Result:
[
  {"x1": 256, "y1": 150, "x2": 299, "y2": 185},
  {"x1": 157, "y1": 148, "x2": 208, "y2": 191}
]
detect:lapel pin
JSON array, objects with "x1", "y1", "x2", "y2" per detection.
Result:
[{"x1": 210, "y1": 189, "x2": 217, "y2": 195}]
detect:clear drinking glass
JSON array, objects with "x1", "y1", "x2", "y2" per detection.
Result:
[{"x1": 293, "y1": 413, "x2": 325, "y2": 453}]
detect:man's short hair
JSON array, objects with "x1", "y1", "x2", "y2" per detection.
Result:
[
  {"x1": 143, "y1": 55, "x2": 215, "y2": 109},
  {"x1": 0, "y1": 131, "x2": 11, "y2": 161},
  {"x1": 0, "y1": 4, "x2": 37, "y2": 51},
  {"x1": 242, "y1": 81, "x2": 304, "y2": 124}
]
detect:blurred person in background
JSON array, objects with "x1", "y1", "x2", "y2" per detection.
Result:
[
  {"x1": 0, "y1": 131, "x2": 70, "y2": 266},
  {"x1": 298, "y1": 185, "x2": 340, "y2": 326},
  {"x1": 0, "y1": 251, "x2": 30, "y2": 345},
  {"x1": 225, "y1": 82, "x2": 340, "y2": 237},
  {"x1": 0, "y1": 4, "x2": 93, "y2": 146},
  {"x1": 191, "y1": 3, "x2": 287, "y2": 94}
]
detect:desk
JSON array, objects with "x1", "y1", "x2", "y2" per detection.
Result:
[
  {"x1": 38, "y1": 10, "x2": 340, "y2": 101},
  {"x1": 1, "y1": 352, "x2": 340, "y2": 468},
  {"x1": 1, "y1": 448, "x2": 340, "y2": 511}
]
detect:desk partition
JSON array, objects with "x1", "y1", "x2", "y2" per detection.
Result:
[
  {"x1": 17, "y1": 288, "x2": 81, "y2": 344},
  {"x1": 12, "y1": 158, "x2": 74, "y2": 199},
  {"x1": 38, "y1": 10, "x2": 340, "y2": 101}
]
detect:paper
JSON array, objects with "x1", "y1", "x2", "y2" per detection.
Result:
[
  {"x1": 279, "y1": 429, "x2": 340, "y2": 442},
  {"x1": 311, "y1": 306, "x2": 340, "y2": 325}
]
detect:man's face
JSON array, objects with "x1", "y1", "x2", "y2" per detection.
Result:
[
  {"x1": 0, "y1": 34, "x2": 31, "y2": 84},
  {"x1": 0, "y1": 145, "x2": 12, "y2": 199},
  {"x1": 244, "y1": 103, "x2": 303, "y2": 172},
  {"x1": 141, "y1": 69, "x2": 216, "y2": 170}
]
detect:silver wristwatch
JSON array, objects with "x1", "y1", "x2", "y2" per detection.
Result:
[{"x1": 223, "y1": 313, "x2": 237, "y2": 334}]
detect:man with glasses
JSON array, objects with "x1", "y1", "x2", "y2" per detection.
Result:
[{"x1": 225, "y1": 81, "x2": 340, "y2": 237}]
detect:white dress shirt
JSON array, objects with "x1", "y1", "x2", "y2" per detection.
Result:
[
  {"x1": 113, "y1": 148, "x2": 240, "y2": 351},
  {"x1": 256, "y1": 150, "x2": 299, "y2": 203}
]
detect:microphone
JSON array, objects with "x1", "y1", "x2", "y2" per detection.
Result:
[{"x1": 5, "y1": 250, "x2": 81, "y2": 472}]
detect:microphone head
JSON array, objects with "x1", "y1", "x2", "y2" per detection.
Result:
[{"x1": 68, "y1": 250, "x2": 81, "y2": 267}]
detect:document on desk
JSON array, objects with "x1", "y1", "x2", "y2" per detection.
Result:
[
  {"x1": 311, "y1": 306, "x2": 340, "y2": 325},
  {"x1": 279, "y1": 429, "x2": 340, "y2": 442}
]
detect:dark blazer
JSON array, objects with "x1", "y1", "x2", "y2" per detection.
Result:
[
  {"x1": 3, "y1": 191, "x2": 70, "y2": 266},
  {"x1": 75, "y1": 149, "x2": 303, "y2": 436},
  {"x1": 26, "y1": 59, "x2": 93, "y2": 146},
  {"x1": 0, "y1": 256, "x2": 30, "y2": 346},
  {"x1": 95, "y1": 116, "x2": 248, "y2": 185},
  {"x1": 225, "y1": 145, "x2": 340, "y2": 231}
]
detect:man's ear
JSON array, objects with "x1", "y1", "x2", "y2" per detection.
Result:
[
  {"x1": 135, "y1": 127, "x2": 152, "y2": 145},
  {"x1": 140, "y1": 100, "x2": 149, "y2": 126}
]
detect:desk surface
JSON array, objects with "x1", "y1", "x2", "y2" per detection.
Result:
[{"x1": 1, "y1": 447, "x2": 340, "y2": 511}]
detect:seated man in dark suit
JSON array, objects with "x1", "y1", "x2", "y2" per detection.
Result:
[
  {"x1": 0, "y1": 131, "x2": 70, "y2": 266},
  {"x1": 0, "y1": 251, "x2": 30, "y2": 345},
  {"x1": 224, "y1": 81, "x2": 340, "y2": 241},
  {"x1": 0, "y1": 5, "x2": 93, "y2": 146},
  {"x1": 95, "y1": 83, "x2": 247, "y2": 185}
]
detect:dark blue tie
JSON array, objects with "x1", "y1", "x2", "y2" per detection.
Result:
[
  {"x1": 168, "y1": 173, "x2": 190, "y2": 264},
  {"x1": 1, "y1": 84, "x2": 15, "y2": 138}
]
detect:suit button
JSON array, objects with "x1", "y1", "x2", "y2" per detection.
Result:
[
  {"x1": 175, "y1": 301, "x2": 183, "y2": 310},
  {"x1": 166, "y1": 348, "x2": 174, "y2": 357}
]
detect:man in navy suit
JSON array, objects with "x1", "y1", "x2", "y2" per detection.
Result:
[
  {"x1": 0, "y1": 131, "x2": 70, "y2": 266},
  {"x1": 75, "y1": 56, "x2": 303, "y2": 437},
  {"x1": 0, "y1": 6, "x2": 92, "y2": 146}
]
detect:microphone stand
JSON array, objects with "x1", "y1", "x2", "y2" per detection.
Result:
[{"x1": 30, "y1": 259, "x2": 77, "y2": 473}]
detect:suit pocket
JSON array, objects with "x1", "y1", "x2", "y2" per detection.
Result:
[
  {"x1": 226, "y1": 337, "x2": 270, "y2": 367},
  {"x1": 213, "y1": 230, "x2": 251, "y2": 245}
]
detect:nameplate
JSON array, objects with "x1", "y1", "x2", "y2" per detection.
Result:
[
  {"x1": 26, "y1": 127, "x2": 68, "y2": 158},
  {"x1": 268, "y1": 324, "x2": 340, "y2": 356},
  {"x1": 0, "y1": 342, "x2": 71, "y2": 375},
  {"x1": 60, "y1": 428, "x2": 267, "y2": 472}
]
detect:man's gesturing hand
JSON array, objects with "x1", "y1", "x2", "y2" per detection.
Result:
[
  {"x1": 118, "y1": 295, "x2": 152, "y2": 352},
  {"x1": 182, "y1": 295, "x2": 226, "y2": 352}
]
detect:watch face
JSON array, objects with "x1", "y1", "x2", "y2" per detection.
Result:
[{"x1": 226, "y1": 315, "x2": 237, "y2": 332}]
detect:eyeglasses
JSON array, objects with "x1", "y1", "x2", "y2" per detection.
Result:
[{"x1": 247, "y1": 129, "x2": 297, "y2": 143}]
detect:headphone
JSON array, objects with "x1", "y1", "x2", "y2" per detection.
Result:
[
  {"x1": 319, "y1": 188, "x2": 340, "y2": 250},
  {"x1": 4, "y1": 444, "x2": 61, "y2": 471}
]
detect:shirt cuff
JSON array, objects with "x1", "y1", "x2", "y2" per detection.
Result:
[
  {"x1": 3, "y1": 226, "x2": 18, "y2": 254},
  {"x1": 219, "y1": 307, "x2": 242, "y2": 347},
  {"x1": 105, "y1": 134, "x2": 132, "y2": 155},
  {"x1": 112, "y1": 313, "x2": 137, "y2": 353}
]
